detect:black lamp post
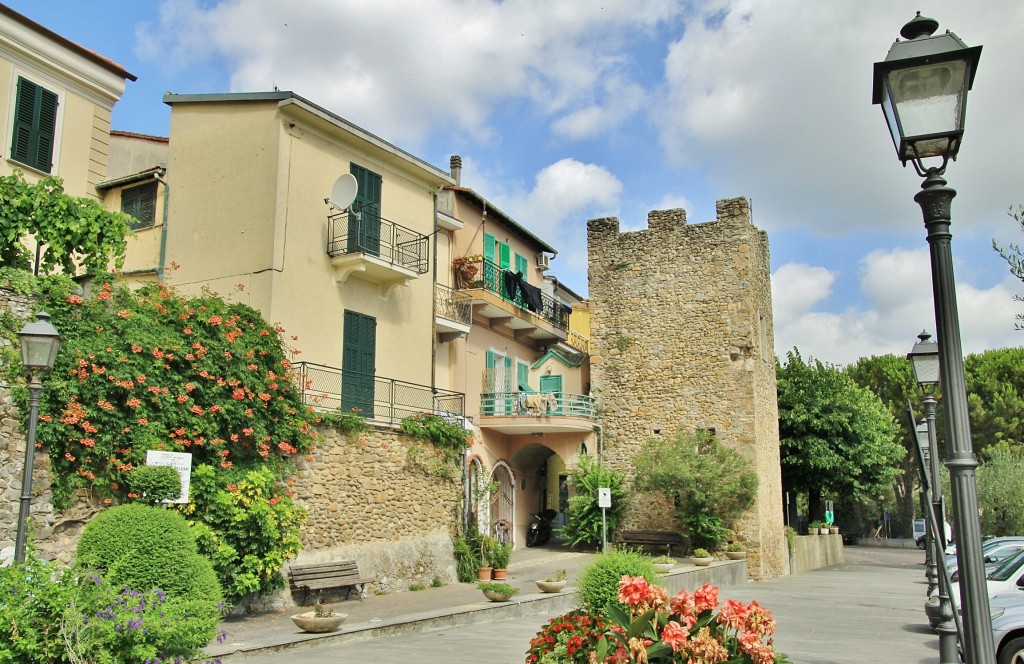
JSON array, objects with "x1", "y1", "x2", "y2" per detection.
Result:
[
  {"x1": 874, "y1": 13, "x2": 991, "y2": 664},
  {"x1": 13, "y1": 311, "x2": 61, "y2": 564}
]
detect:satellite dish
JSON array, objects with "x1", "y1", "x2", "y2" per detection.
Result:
[{"x1": 327, "y1": 173, "x2": 358, "y2": 211}]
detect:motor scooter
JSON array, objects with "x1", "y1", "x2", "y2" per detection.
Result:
[{"x1": 525, "y1": 509, "x2": 558, "y2": 547}]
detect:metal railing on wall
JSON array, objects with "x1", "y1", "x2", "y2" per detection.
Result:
[
  {"x1": 435, "y1": 283, "x2": 472, "y2": 326},
  {"x1": 452, "y1": 257, "x2": 568, "y2": 331},
  {"x1": 327, "y1": 209, "x2": 429, "y2": 274},
  {"x1": 295, "y1": 361, "x2": 465, "y2": 425},
  {"x1": 480, "y1": 391, "x2": 595, "y2": 418}
]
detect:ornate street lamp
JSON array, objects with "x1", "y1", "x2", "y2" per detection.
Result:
[
  {"x1": 875, "y1": 14, "x2": 991, "y2": 664},
  {"x1": 13, "y1": 311, "x2": 61, "y2": 564}
]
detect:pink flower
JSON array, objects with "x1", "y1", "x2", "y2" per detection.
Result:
[
  {"x1": 745, "y1": 601, "x2": 777, "y2": 636},
  {"x1": 670, "y1": 589, "x2": 697, "y2": 627},
  {"x1": 618, "y1": 575, "x2": 650, "y2": 608},
  {"x1": 694, "y1": 583, "x2": 719, "y2": 613},
  {"x1": 717, "y1": 598, "x2": 749, "y2": 630},
  {"x1": 661, "y1": 620, "x2": 689, "y2": 651}
]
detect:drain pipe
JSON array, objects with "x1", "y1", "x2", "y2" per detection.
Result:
[
  {"x1": 154, "y1": 167, "x2": 170, "y2": 283},
  {"x1": 593, "y1": 423, "x2": 604, "y2": 461}
]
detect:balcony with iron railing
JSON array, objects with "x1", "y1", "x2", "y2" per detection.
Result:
[
  {"x1": 327, "y1": 207, "x2": 430, "y2": 297},
  {"x1": 566, "y1": 329, "x2": 590, "y2": 354},
  {"x1": 295, "y1": 361, "x2": 465, "y2": 426},
  {"x1": 478, "y1": 390, "x2": 596, "y2": 434},
  {"x1": 435, "y1": 283, "x2": 472, "y2": 342},
  {"x1": 452, "y1": 257, "x2": 568, "y2": 342}
]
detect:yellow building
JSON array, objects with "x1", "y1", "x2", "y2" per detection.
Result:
[{"x1": 0, "y1": 4, "x2": 134, "y2": 197}]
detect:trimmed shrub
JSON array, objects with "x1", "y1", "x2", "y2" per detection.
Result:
[
  {"x1": 574, "y1": 547, "x2": 658, "y2": 615},
  {"x1": 76, "y1": 503, "x2": 222, "y2": 605},
  {"x1": 127, "y1": 464, "x2": 182, "y2": 503}
]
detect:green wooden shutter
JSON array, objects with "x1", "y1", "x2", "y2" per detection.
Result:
[
  {"x1": 121, "y1": 182, "x2": 158, "y2": 230},
  {"x1": 342, "y1": 310, "x2": 376, "y2": 417},
  {"x1": 516, "y1": 360, "x2": 530, "y2": 391},
  {"x1": 11, "y1": 77, "x2": 58, "y2": 173},
  {"x1": 515, "y1": 253, "x2": 528, "y2": 276},
  {"x1": 540, "y1": 374, "x2": 563, "y2": 414},
  {"x1": 349, "y1": 163, "x2": 382, "y2": 255},
  {"x1": 483, "y1": 233, "x2": 497, "y2": 292},
  {"x1": 499, "y1": 242, "x2": 510, "y2": 270}
]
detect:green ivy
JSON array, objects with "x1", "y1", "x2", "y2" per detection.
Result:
[{"x1": 399, "y1": 413, "x2": 471, "y2": 462}]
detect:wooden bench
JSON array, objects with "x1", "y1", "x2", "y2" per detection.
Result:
[
  {"x1": 617, "y1": 530, "x2": 684, "y2": 556},
  {"x1": 288, "y1": 560, "x2": 372, "y2": 605}
]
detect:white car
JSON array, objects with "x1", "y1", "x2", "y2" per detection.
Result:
[
  {"x1": 950, "y1": 549, "x2": 1024, "y2": 599},
  {"x1": 990, "y1": 591, "x2": 1024, "y2": 664},
  {"x1": 947, "y1": 537, "x2": 1024, "y2": 581}
]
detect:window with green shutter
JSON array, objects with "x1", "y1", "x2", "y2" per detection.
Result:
[
  {"x1": 121, "y1": 181, "x2": 158, "y2": 230},
  {"x1": 11, "y1": 77, "x2": 58, "y2": 173}
]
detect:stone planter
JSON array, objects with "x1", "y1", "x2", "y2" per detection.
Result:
[
  {"x1": 653, "y1": 562, "x2": 675, "y2": 574},
  {"x1": 725, "y1": 551, "x2": 747, "y2": 560},
  {"x1": 535, "y1": 579, "x2": 567, "y2": 593},
  {"x1": 482, "y1": 589, "x2": 516, "y2": 602},
  {"x1": 690, "y1": 557, "x2": 714, "y2": 567},
  {"x1": 290, "y1": 611, "x2": 347, "y2": 633}
]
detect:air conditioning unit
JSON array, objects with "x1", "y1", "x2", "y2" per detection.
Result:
[{"x1": 536, "y1": 253, "x2": 550, "y2": 270}]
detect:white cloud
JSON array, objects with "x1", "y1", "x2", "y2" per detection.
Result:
[
  {"x1": 773, "y1": 251, "x2": 1022, "y2": 366},
  {"x1": 143, "y1": 0, "x2": 683, "y2": 145}
]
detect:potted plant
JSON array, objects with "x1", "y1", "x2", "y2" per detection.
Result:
[
  {"x1": 291, "y1": 601, "x2": 348, "y2": 633},
  {"x1": 452, "y1": 255, "x2": 484, "y2": 288},
  {"x1": 725, "y1": 542, "x2": 747, "y2": 560},
  {"x1": 690, "y1": 548, "x2": 714, "y2": 566},
  {"x1": 489, "y1": 542, "x2": 512, "y2": 580},
  {"x1": 829, "y1": 524, "x2": 840, "y2": 535},
  {"x1": 651, "y1": 555, "x2": 676, "y2": 574},
  {"x1": 809, "y1": 520, "x2": 823, "y2": 535},
  {"x1": 535, "y1": 568, "x2": 567, "y2": 593},
  {"x1": 478, "y1": 581, "x2": 519, "y2": 602},
  {"x1": 478, "y1": 535, "x2": 497, "y2": 581}
]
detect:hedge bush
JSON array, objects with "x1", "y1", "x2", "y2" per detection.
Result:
[
  {"x1": 127, "y1": 464, "x2": 182, "y2": 503},
  {"x1": 574, "y1": 547, "x2": 657, "y2": 615},
  {"x1": 76, "y1": 503, "x2": 222, "y2": 605}
]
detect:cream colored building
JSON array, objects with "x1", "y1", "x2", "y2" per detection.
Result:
[
  {"x1": 115, "y1": 92, "x2": 461, "y2": 420},
  {"x1": 0, "y1": 4, "x2": 134, "y2": 198}
]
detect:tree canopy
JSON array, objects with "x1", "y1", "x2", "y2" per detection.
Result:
[
  {"x1": 776, "y1": 349, "x2": 904, "y2": 523},
  {"x1": 964, "y1": 347, "x2": 1024, "y2": 456},
  {"x1": 0, "y1": 171, "x2": 131, "y2": 274}
]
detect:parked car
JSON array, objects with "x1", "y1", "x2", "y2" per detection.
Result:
[
  {"x1": 989, "y1": 591, "x2": 1024, "y2": 664},
  {"x1": 947, "y1": 537, "x2": 1024, "y2": 581},
  {"x1": 917, "y1": 533, "x2": 956, "y2": 555},
  {"x1": 950, "y1": 549, "x2": 1024, "y2": 599}
]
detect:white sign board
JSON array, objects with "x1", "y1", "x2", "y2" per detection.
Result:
[
  {"x1": 145, "y1": 450, "x2": 192, "y2": 504},
  {"x1": 912, "y1": 518, "x2": 926, "y2": 539},
  {"x1": 597, "y1": 487, "x2": 611, "y2": 508}
]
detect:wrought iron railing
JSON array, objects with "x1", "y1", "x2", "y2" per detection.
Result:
[
  {"x1": 294, "y1": 361, "x2": 464, "y2": 425},
  {"x1": 435, "y1": 283, "x2": 472, "y2": 326},
  {"x1": 480, "y1": 391, "x2": 595, "y2": 418},
  {"x1": 327, "y1": 209, "x2": 429, "y2": 274},
  {"x1": 452, "y1": 257, "x2": 568, "y2": 331}
]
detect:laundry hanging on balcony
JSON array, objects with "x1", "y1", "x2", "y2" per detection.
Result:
[{"x1": 501, "y1": 270, "x2": 543, "y2": 313}]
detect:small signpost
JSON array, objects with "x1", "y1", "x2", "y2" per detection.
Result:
[
  {"x1": 145, "y1": 450, "x2": 192, "y2": 504},
  {"x1": 598, "y1": 487, "x2": 611, "y2": 553}
]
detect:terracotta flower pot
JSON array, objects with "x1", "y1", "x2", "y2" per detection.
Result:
[
  {"x1": 477, "y1": 566, "x2": 493, "y2": 581},
  {"x1": 492, "y1": 568, "x2": 508, "y2": 580}
]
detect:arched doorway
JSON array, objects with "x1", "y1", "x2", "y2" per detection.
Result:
[{"x1": 489, "y1": 462, "x2": 515, "y2": 546}]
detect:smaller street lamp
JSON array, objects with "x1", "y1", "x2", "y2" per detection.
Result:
[
  {"x1": 13, "y1": 311, "x2": 61, "y2": 564},
  {"x1": 908, "y1": 330, "x2": 939, "y2": 388}
]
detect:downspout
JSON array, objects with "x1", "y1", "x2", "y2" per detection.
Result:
[
  {"x1": 154, "y1": 168, "x2": 170, "y2": 283},
  {"x1": 431, "y1": 191, "x2": 438, "y2": 392},
  {"x1": 593, "y1": 423, "x2": 604, "y2": 461}
]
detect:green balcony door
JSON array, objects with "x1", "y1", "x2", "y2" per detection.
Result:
[
  {"x1": 342, "y1": 310, "x2": 376, "y2": 418},
  {"x1": 540, "y1": 374, "x2": 562, "y2": 414},
  {"x1": 485, "y1": 349, "x2": 513, "y2": 415},
  {"x1": 349, "y1": 163, "x2": 382, "y2": 256}
]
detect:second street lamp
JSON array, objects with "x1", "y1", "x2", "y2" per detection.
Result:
[{"x1": 874, "y1": 13, "x2": 991, "y2": 664}]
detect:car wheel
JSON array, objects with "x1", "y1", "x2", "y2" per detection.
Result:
[{"x1": 999, "y1": 636, "x2": 1024, "y2": 664}]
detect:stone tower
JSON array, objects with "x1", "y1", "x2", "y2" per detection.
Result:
[{"x1": 587, "y1": 198, "x2": 786, "y2": 579}]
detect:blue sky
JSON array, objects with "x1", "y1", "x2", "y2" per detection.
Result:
[{"x1": 10, "y1": 0, "x2": 1024, "y2": 365}]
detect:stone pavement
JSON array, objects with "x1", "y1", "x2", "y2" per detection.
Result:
[{"x1": 208, "y1": 546, "x2": 939, "y2": 663}]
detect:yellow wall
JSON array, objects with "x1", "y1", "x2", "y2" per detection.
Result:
[{"x1": 158, "y1": 97, "x2": 447, "y2": 387}]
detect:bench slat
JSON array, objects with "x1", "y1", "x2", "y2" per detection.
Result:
[{"x1": 287, "y1": 560, "x2": 371, "y2": 603}]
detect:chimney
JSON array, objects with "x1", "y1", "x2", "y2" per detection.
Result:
[{"x1": 450, "y1": 155, "x2": 462, "y2": 186}]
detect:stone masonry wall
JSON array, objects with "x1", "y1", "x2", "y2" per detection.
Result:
[
  {"x1": 288, "y1": 426, "x2": 462, "y2": 598},
  {"x1": 587, "y1": 198, "x2": 787, "y2": 580}
]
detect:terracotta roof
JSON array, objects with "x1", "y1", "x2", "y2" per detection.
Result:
[{"x1": 0, "y1": 4, "x2": 137, "y2": 81}]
